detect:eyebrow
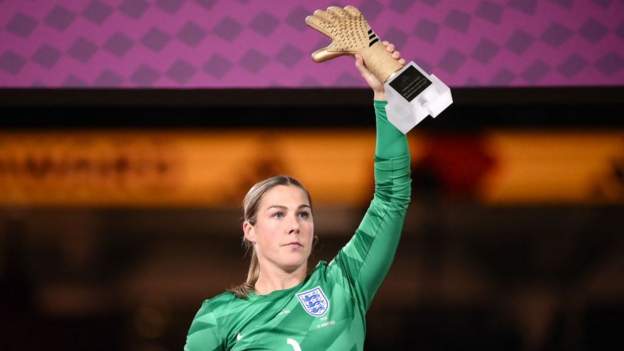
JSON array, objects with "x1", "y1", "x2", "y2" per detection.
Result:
[{"x1": 267, "y1": 205, "x2": 311, "y2": 210}]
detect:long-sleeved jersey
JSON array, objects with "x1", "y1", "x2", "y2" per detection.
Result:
[{"x1": 185, "y1": 100, "x2": 411, "y2": 351}]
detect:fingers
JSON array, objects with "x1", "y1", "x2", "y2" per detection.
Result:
[
  {"x1": 354, "y1": 53, "x2": 371, "y2": 76},
  {"x1": 313, "y1": 9, "x2": 333, "y2": 23},
  {"x1": 311, "y1": 47, "x2": 343, "y2": 62},
  {"x1": 307, "y1": 6, "x2": 346, "y2": 34},
  {"x1": 307, "y1": 6, "x2": 362, "y2": 35},
  {"x1": 344, "y1": 5, "x2": 361, "y2": 17},
  {"x1": 382, "y1": 40, "x2": 405, "y2": 63},
  {"x1": 315, "y1": 6, "x2": 358, "y2": 22},
  {"x1": 327, "y1": 6, "x2": 348, "y2": 18},
  {"x1": 382, "y1": 41, "x2": 395, "y2": 53},
  {"x1": 305, "y1": 14, "x2": 332, "y2": 36},
  {"x1": 354, "y1": 53, "x2": 364, "y2": 68}
]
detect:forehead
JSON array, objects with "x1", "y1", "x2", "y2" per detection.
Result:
[{"x1": 260, "y1": 185, "x2": 310, "y2": 208}]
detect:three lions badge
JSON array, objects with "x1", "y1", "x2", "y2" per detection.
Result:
[{"x1": 296, "y1": 286, "x2": 330, "y2": 317}]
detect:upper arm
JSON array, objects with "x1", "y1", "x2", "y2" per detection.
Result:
[
  {"x1": 328, "y1": 100, "x2": 412, "y2": 311},
  {"x1": 329, "y1": 155, "x2": 411, "y2": 310}
]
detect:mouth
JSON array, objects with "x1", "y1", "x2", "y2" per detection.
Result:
[{"x1": 283, "y1": 242, "x2": 303, "y2": 248}]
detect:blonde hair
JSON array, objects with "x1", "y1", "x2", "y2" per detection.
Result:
[{"x1": 229, "y1": 175, "x2": 313, "y2": 298}]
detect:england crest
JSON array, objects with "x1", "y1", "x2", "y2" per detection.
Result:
[{"x1": 296, "y1": 286, "x2": 330, "y2": 317}]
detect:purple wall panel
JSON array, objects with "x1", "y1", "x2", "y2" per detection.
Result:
[{"x1": 0, "y1": 0, "x2": 622, "y2": 88}]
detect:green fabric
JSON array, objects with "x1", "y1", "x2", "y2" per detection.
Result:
[
  {"x1": 185, "y1": 101, "x2": 411, "y2": 350},
  {"x1": 374, "y1": 100, "x2": 409, "y2": 159}
]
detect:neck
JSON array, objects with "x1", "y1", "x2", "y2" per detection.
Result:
[{"x1": 254, "y1": 262, "x2": 307, "y2": 295}]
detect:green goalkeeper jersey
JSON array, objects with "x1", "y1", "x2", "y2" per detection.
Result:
[{"x1": 185, "y1": 100, "x2": 411, "y2": 351}]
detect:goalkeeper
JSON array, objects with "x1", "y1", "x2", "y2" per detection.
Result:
[{"x1": 185, "y1": 33, "x2": 411, "y2": 351}]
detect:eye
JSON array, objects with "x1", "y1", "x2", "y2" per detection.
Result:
[
  {"x1": 272, "y1": 211, "x2": 285, "y2": 218},
  {"x1": 298, "y1": 211, "x2": 311, "y2": 219}
]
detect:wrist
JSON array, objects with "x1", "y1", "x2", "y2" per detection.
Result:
[{"x1": 373, "y1": 90, "x2": 385, "y2": 101}]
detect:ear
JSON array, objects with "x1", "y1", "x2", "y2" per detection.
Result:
[{"x1": 243, "y1": 221, "x2": 256, "y2": 243}]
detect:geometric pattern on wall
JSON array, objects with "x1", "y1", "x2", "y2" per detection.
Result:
[{"x1": 1, "y1": 0, "x2": 623, "y2": 88}]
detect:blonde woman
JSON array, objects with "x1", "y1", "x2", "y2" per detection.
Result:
[{"x1": 185, "y1": 42, "x2": 410, "y2": 351}]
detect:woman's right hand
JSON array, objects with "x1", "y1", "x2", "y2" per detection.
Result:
[{"x1": 354, "y1": 41, "x2": 406, "y2": 101}]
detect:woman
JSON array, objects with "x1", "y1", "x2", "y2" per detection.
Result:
[{"x1": 185, "y1": 42, "x2": 411, "y2": 351}]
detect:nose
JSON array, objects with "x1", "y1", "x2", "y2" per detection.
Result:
[{"x1": 287, "y1": 214, "x2": 300, "y2": 235}]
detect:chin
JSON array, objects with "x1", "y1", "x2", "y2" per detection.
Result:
[{"x1": 280, "y1": 257, "x2": 308, "y2": 272}]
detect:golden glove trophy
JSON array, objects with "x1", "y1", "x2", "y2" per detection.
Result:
[{"x1": 306, "y1": 5, "x2": 452, "y2": 133}]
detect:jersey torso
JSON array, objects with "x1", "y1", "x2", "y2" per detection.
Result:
[{"x1": 207, "y1": 261, "x2": 366, "y2": 351}]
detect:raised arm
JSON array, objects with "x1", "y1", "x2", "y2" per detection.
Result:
[{"x1": 329, "y1": 43, "x2": 412, "y2": 311}]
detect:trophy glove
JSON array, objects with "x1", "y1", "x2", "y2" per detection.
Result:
[
  {"x1": 305, "y1": 6, "x2": 379, "y2": 62},
  {"x1": 305, "y1": 5, "x2": 403, "y2": 82}
]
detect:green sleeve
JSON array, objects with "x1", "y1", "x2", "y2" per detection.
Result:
[
  {"x1": 184, "y1": 300, "x2": 225, "y2": 351},
  {"x1": 330, "y1": 100, "x2": 412, "y2": 311}
]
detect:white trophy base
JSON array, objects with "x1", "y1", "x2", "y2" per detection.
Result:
[{"x1": 383, "y1": 61, "x2": 453, "y2": 134}]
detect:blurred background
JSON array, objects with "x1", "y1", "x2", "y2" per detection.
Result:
[{"x1": 1, "y1": 0, "x2": 623, "y2": 350}]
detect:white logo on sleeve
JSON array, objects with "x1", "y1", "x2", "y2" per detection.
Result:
[{"x1": 296, "y1": 286, "x2": 330, "y2": 317}]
